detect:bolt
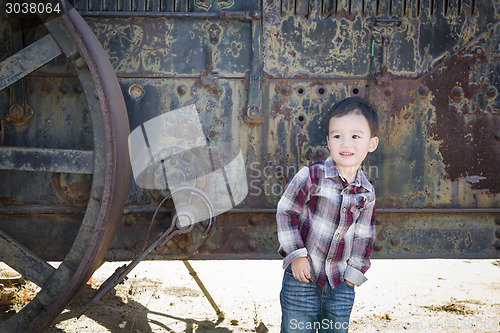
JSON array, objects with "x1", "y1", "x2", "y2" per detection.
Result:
[
  {"x1": 247, "y1": 105, "x2": 261, "y2": 120},
  {"x1": 213, "y1": 85, "x2": 223, "y2": 96},
  {"x1": 129, "y1": 84, "x2": 144, "y2": 99},
  {"x1": 384, "y1": 87, "x2": 394, "y2": 97},
  {"x1": 418, "y1": 86, "x2": 429, "y2": 96},
  {"x1": 177, "y1": 84, "x2": 188, "y2": 95},
  {"x1": 248, "y1": 216, "x2": 258, "y2": 227},
  {"x1": 74, "y1": 57, "x2": 86, "y2": 69},
  {"x1": 60, "y1": 85, "x2": 69, "y2": 94},
  {"x1": 372, "y1": 241, "x2": 383, "y2": 252},
  {"x1": 123, "y1": 217, "x2": 135, "y2": 227},
  {"x1": 248, "y1": 240, "x2": 258, "y2": 251},
  {"x1": 452, "y1": 86, "x2": 464, "y2": 97},
  {"x1": 74, "y1": 84, "x2": 83, "y2": 94},
  {"x1": 280, "y1": 85, "x2": 292, "y2": 96},
  {"x1": 390, "y1": 237, "x2": 400, "y2": 246}
]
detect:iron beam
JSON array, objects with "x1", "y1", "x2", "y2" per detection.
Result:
[{"x1": 0, "y1": 147, "x2": 94, "y2": 174}]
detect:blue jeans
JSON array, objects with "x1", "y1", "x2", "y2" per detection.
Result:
[{"x1": 280, "y1": 266, "x2": 355, "y2": 333}]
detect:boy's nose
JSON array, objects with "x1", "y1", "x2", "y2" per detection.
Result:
[{"x1": 340, "y1": 138, "x2": 352, "y2": 147}]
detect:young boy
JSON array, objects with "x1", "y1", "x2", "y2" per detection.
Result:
[{"x1": 277, "y1": 97, "x2": 379, "y2": 333}]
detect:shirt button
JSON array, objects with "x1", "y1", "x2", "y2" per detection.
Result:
[
  {"x1": 335, "y1": 234, "x2": 340, "y2": 238},
  {"x1": 327, "y1": 258, "x2": 333, "y2": 262},
  {"x1": 342, "y1": 207, "x2": 347, "y2": 213}
]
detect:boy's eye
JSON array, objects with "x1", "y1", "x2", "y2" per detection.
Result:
[
  {"x1": 352, "y1": 135, "x2": 360, "y2": 139},
  {"x1": 332, "y1": 135, "x2": 341, "y2": 139}
]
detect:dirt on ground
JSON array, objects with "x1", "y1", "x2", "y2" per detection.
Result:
[{"x1": 1, "y1": 259, "x2": 499, "y2": 332}]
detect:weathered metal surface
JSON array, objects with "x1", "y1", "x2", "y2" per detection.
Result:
[
  {"x1": 0, "y1": 0, "x2": 499, "y2": 309},
  {"x1": 0, "y1": 34, "x2": 62, "y2": 91},
  {"x1": 0, "y1": 230, "x2": 55, "y2": 287},
  {"x1": 0, "y1": 1, "x2": 131, "y2": 331},
  {"x1": 0, "y1": 147, "x2": 93, "y2": 173}
]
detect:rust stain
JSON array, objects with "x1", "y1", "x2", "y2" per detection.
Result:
[
  {"x1": 423, "y1": 49, "x2": 500, "y2": 192},
  {"x1": 0, "y1": 196, "x2": 15, "y2": 205},
  {"x1": 270, "y1": 100, "x2": 292, "y2": 121}
]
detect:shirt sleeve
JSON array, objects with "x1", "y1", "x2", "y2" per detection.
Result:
[
  {"x1": 276, "y1": 166, "x2": 312, "y2": 268},
  {"x1": 345, "y1": 197, "x2": 376, "y2": 286}
]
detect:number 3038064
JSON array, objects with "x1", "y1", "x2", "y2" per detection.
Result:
[{"x1": 5, "y1": 2, "x2": 61, "y2": 14}]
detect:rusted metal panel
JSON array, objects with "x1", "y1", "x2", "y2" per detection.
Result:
[{"x1": 0, "y1": 0, "x2": 499, "y2": 269}]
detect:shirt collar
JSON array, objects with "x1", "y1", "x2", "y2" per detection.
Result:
[{"x1": 323, "y1": 156, "x2": 374, "y2": 192}]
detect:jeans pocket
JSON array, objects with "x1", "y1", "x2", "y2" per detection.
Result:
[{"x1": 342, "y1": 281, "x2": 355, "y2": 290}]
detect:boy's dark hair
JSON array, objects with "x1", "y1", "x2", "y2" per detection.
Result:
[{"x1": 325, "y1": 97, "x2": 379, "y2": 137}]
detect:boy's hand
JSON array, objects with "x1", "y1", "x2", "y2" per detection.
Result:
[{"x1": 291, "y1": 257, "x2": 311, "y2": 283}]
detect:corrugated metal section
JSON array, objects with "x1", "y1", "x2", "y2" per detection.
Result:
[{"x1": 69, "y1": 0, "x2": 260, "y2": 12}]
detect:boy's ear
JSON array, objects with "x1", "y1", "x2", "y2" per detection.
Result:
[{"x1": 368, "y1": 136, "x2": 379, "y2": 152}]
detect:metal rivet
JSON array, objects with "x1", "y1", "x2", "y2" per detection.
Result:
[
  {"x1": 418, "y1": 86, "x2": 429, "y2": 96},
  {"x1": 373, "y1": 240, "x2": 383, "y2": 252},
  {"x1": 74, "y1": 57, "x2": 87, "y2": 69},
  {"x1": 123, "y1": 218, "x2": 135, "y2": 227},
  {"x1": 60, "y1": 85, "x2": 69, "y2": 94},
  {"x1": 177, "y1": 84, "x2": 188, "y2": 95},
  {"x1": 384, "y1": 87, "x2": 394, "y2": 97},
  {"x1": 248, "y1": 216, "x2": 258, "y2": 226},
  {"x1": 390, "y1": 237, "x2": 400, "y2": 246},
  {"x1": 129, "y1": 84, "x2": 144, "y2": 99},
  {"x1": 247, "y1": 105, "x2": 261, "y2": 120},
  {"x1": 280, "y1": 85, "x2": 292, "y2": 96},
  {"x1": 451, "y1": 86, "x2": 464, "y2": 97}
]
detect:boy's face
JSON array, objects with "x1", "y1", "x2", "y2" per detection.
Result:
[{"x1": 326, "y1": 111, "x2": 379, "y2": 173}]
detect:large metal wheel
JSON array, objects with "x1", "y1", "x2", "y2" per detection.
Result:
[{"x1": 0, "y1": 2, "x2": 130, "y2": 332}]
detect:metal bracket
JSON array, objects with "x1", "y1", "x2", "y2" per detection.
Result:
[
  {"x1": 245, "y1": 11, "x2": 262, "y2": 123},
  {"x1": 201, "y1": 43, "x2": 219, "y2": 87}
]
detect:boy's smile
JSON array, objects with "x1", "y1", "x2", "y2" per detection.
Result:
[{"x1": 327, "y1": 111, "x2": 379, "y2": 182}]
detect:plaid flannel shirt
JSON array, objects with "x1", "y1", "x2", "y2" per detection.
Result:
[{"x1": 276, "y1": 157, "x2": 376, "y2": 288}]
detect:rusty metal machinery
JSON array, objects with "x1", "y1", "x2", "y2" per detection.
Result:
[{"x1": 0, "y1": 0, "x2": 499, "y2": 331}]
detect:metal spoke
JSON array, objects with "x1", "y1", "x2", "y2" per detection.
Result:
[
  {"x1": 0, "y1": 230, "x2": 55, "y2": 288},
  {"x1": 0, "y1": 34, "x2": 63, "y2": 92}
]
